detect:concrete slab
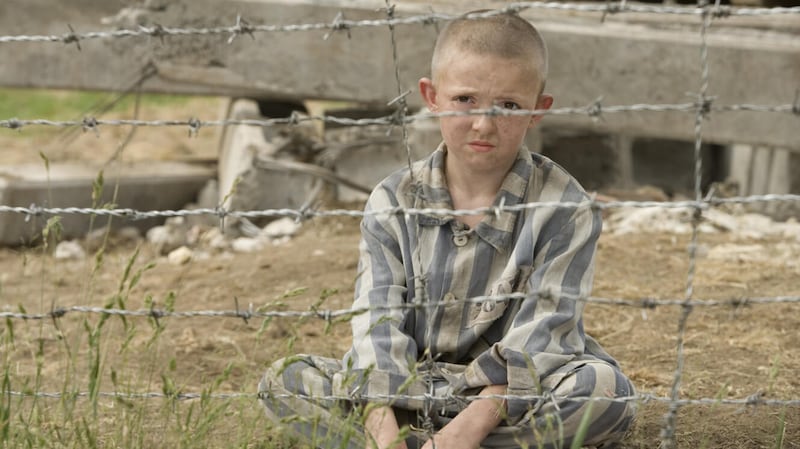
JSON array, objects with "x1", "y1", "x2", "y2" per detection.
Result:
[
  {"x1": 0, "y1": 161, "x2": 214, "y2": 245},
  {"x1": 217, "y1": 98, "x2": 320, "y2": 233}
]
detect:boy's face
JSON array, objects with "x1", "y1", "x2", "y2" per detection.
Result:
[{"x1": 419, "y1": 50, "x2": 553, "y2": 177}]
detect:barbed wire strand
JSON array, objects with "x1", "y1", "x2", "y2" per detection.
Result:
[
  {"x1": 383, "y1": 1, "x2": 439, "y2": 441},
  {"x1": 2, "y1": 293, "x2": 800, "y2": 323},
  {"x1": 661, "y1": 4, "x2": 715, "y2": 447},
  {"x1": 2, "y1": 194, "x2": 800, "y2": 223},
  {"x1": 3, "y1": 101, "x2": 799, "y2": 132},
  {"x1": 0, "y1": 3, "x2": 798, "y2": 45},
  {"x1": 5, "y1": 390, "x2": 800, "y2": 409}
]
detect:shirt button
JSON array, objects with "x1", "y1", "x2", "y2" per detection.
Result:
[
  {"x1": 443, "y1": 292, "x2": 456, "y2": 302},
  {"x1": 453, "y1": 234, "x2": 468, "y2": 247},
  {"x1": 482, "y1": 301, "x2": 495, "y2": 312}
]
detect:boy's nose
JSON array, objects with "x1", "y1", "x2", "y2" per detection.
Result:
[{"x1": 472, "y1": 110, "x2": 496, "y2": 134}]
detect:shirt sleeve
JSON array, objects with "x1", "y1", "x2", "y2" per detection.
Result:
[
  {"x1": 458, "y1": 198, "x2": 602, "y2": 423},
  {"x1": 339, "y1": 189, "x2": 423, "y2": 407}
]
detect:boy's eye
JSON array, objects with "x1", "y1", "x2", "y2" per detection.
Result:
[
  {"x1": 500, "y1": 101, "x2": 520, "y2": 110},
  {"x1": 455, "y1": 96, "x2": 472, "y2": 103}
]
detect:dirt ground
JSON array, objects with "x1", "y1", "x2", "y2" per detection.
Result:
[{"x1": 1, "y1": 98, "x2": 799, "y2": 448}]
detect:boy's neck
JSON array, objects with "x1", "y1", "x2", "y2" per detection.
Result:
[{"x1": 445, "y1": 158, "x2": 508, "y2": 229}]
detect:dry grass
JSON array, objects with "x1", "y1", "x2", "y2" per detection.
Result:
[{"x1": 1, "y1": 220, "x2": 798, "y2": 448}]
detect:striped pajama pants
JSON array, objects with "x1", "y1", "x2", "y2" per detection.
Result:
[{"x1": 258, "y1": 355, "x2": 636, "y2": 449}]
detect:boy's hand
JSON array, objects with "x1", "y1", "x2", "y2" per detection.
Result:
[
  {"x1": 421, "y1": 385, "x2": 507, "y2": 449},
  {"x1": 420, "y1": 431, "x2": 461, "y2": 449}
]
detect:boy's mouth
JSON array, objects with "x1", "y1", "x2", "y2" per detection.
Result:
[{"x1": 468, "y1": 140, "x2": 495, "y2": 152}]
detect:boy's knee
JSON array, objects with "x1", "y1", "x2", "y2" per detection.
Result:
[
  {"x1": 536, "y1": 361, "x2": 636, "y2": 446},
  {"x1": 574, "y1": 361, "x2": 636, "y2": 445},
  {"x1": 260, "y1": 355, "x2": 310, "y2": 395},
  {"x1": 549, "y1": 360, "x2": 634, "y2": 400}
]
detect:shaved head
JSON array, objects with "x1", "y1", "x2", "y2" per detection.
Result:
[{"x1": 431, "y1": 10, "x2": 548, "y2": 92}]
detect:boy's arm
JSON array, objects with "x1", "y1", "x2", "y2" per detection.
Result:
[
  {"x1": 364, "y1": 406, "x2": 409, "y2": 449},
  {"x1": 420, "y1": 385, "x2": 507, "y2": 449},
  {"x1": 347, "y1": 206, "x2": 419, "y2": 395}
]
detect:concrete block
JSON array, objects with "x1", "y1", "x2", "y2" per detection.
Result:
[
  {"x1": 0, "y1": 161, "x2": 214, "y2": 246},
  {"x1": 630, "y1": 138, "x2": 725, "y2": 197},
  {"x1": 217, "y1": 98, "x2": 319, "y2": 232},
  {"x1": 727, "y1": 144, "x2": 799, "y2": 220},
  {"x1": 540, "y1": 129, "x2": 625, "y2": 192},
  {"x1": 729, "y1": 144, "x2": 792, "y2": 196},
  {"x1": 326, "y1": 109, "x2": 437, "y2": 202}
]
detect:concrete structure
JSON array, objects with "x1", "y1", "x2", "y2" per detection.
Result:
[
  {"x1": 217, "y1": 98, "x2": 320, "y2": 233},
  {"x1": 0, "y1": 162, "x2": 214, "y2": 245},
  {"x1": 728, "y1": 145, "x2": 800, "y2": 219},
  {"x1": 1, "y1": 0, "x2": 798, "y2": 151}
]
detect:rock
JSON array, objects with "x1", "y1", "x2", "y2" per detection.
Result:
[
  {"x1": 703, "y1": 209, "x2": 739, "y2": 233},
  {"x1": 186, "y1": 225, "x2": 204, "y2": 246},
  {"x1": 84, "y1": 228, "x2": 108, "y2": 251},
  {"x1": 185, "y1": 179, "x2": 221, "y2": 229},
  {"x1": 54, "y1": 240, "x2": 86, "y2": 260},
  {"x1": 231, "y1": 237, "x2": 263, "y2": 253},
  {"x1": 217, "y1": 99, "x2": 318, "y2": 235},
  {"x1": 117, "y1": 226, "x2": 142, "y2": 243},
  {"x1": 270, "y1": 236, "x2": 291, "y2": 246},
  {"x1": 260, "y1": 217, "x2": 301, "y2": 240},
  {"x1": 608, "y1": 207, "x2": 696, "y2": 235},
  {"x1": 167, "y1": 246, "x2": 193, "y2": 265},
  {"x1": 84, "y1": 225, "x2": 143, "y2": 252},
  {"x1": 200, "y1": 227, "x2": 229, "y2": 250},
  {"x1": 146, "y1": 217, "x2": 189, "y2": 254},
  {"x1": 707, "y1": 243, "x2": 767, "y2": 263},
  {"x1": 324, "y1": 108, "x2": 433, "y2": 202}
]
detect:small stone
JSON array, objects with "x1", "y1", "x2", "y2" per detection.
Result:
[
  {"x1": 200, "y1": 228, "x2": 229, "y2": 250},
  {"x1": 232, "y1": 237, "x2": 263, "y2": 253},
  {"x1": 186, "y1": 225, "x2": 204, "y2": 245},
  {"x1": 270, "y1": 235, "x2": 291, "y2": 246},
  {"x1": 54, "y1": 240, "x2": 86, "y2": 260},
  {"x1": 167, "y1": 246, "x2": 193, "y2": 265},
  {"x1": 84, "y1": 228, "x2": 107, "y2": 250},
  {"x1": 261, "y1": 217, "x2": 301, "y2": 239},
  {"x1": 117, "y1": 226, "x2": 142, "y2": 242},
  {"x1": 146, "y1": 224, "x2": 186, "y2": 254}
]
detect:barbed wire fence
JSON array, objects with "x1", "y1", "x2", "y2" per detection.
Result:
[{"x1": 1, "y1": 1, "x2": 800, "y2": 448}]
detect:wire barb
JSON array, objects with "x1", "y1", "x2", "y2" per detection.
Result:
[
  {"x1": 228, "y1": 15, "x2": 255, "y2": 44},
  {"x1": 82, "y1": 116, "x2": 99, "y2": 135},
  {"x1": 234, "y1": 297, "x2": 251, "y2": 324},
  {"x1": 587, "y1": 97, "x2": 604, "y2": 122},
  {"x1": 187, "y1": 117, "x2": 202, "y2": 137},
  {"x1": 63, "y1": 24, "x2": 81, "y2": 50},
  {"x1": 146, "y1": 23, "x2": 167, "y2": 44},
  {"x1": 323, "y1": 12, "x2": 351, "y2": 40},
  {"x1": 24, "y1": 203, "x2": 42, "y2": 223}
]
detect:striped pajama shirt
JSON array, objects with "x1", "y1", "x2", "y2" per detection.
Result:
[{"x1": 259, "y1": 144, "x2": 636, "y2": 448}]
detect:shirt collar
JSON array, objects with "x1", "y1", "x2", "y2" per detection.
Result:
[{"x1": 412, "y1": 142, "x2": 533, "y2": 252}]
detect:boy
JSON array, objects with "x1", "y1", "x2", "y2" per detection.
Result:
[{"x1": 259, "y1": 10, "x2": 636, "y2": 449}]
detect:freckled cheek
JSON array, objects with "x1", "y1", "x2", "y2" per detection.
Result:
[
  {"x1": 495, "y1": 119, "x2": 527, "y2": 137},
  {"x1": 440, "y1": 116, "x2": 473, "y2": 132}
]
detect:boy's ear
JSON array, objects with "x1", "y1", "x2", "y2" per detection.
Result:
[
  {"x1": 418, "y1": 77, "x2": 438, "y2": 111},
  {"x1": 528, "y1": 94, "x2": 554, "y2": 128}
]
